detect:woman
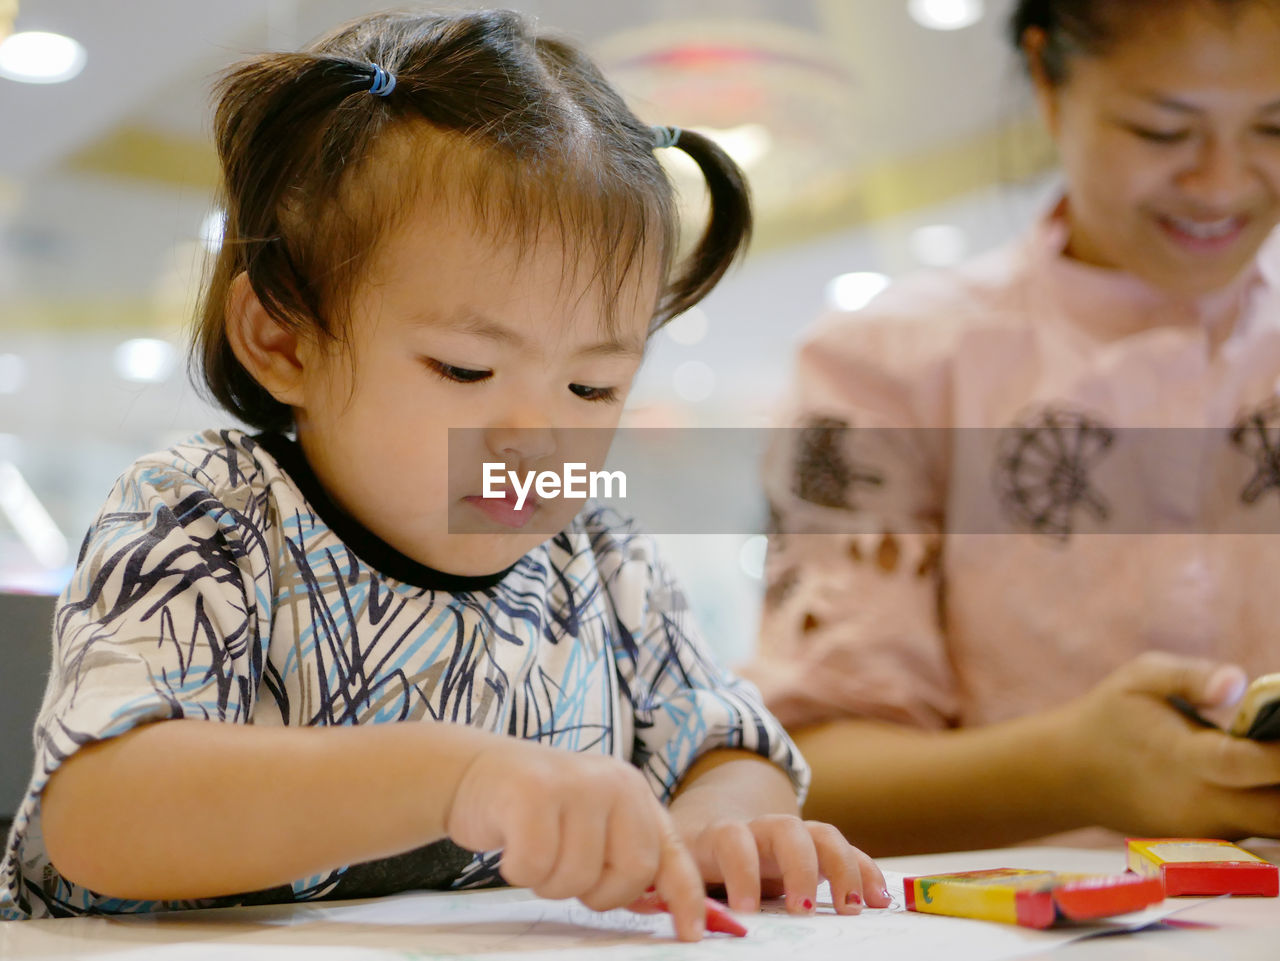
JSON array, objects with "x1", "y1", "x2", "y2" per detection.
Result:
[{"x1": 744, "y1": 0, "x2": 1280, "y2": 854}]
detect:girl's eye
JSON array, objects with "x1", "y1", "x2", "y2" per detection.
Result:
[
  {"x1": 423, "y1": 358, "x2": 492, "y2": 384},
  {"x1": 1127, "y1": 125, "x2": 1191, "y2": 145},
  {"x1": 568, "y1": 383, "x2": 619, "y2": 403},
  {"x1": 1256, "y1": 126, "x2": 1280, "y2": 138}
]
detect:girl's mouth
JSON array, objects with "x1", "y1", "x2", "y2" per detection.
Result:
[{"x1": 463, "y1": 491, "x2": 539, "y2": 529}]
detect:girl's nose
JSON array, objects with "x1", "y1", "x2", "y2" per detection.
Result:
[{"x1": 485, "y1": 423, "x2": 556, "y2": 463}]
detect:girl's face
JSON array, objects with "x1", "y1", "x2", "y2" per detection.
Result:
[
  {"x1": 1032, "y1": 2, "x2": 1280, "y2": 297},
  {"x1": 289, "y1": 194, "x2": 656, "y2": 577}
]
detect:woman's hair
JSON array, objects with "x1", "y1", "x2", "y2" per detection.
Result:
[
  {"x1": 1009, "y1": 0, "x2": 1262, "y2": 85},
  {"x1": 195, "y1": 9, "x2": 751, "y2": 432}
]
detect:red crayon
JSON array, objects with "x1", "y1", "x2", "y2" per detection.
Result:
[{"x1": 626, "y1": 892, "x2": 749, "y2": 937}]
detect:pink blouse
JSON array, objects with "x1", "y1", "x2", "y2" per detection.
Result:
[{"x1": 743, "y1": 204, "x2": 1280, "y2": 733}]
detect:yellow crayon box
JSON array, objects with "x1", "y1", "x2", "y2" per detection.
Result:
[{"x1": 903, "y1": 868, "x2": 1164, "y2": 929}]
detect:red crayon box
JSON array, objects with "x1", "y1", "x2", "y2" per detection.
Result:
[{"x1": 1126, "y1": 838, "x2": 1279, "y2": 897}]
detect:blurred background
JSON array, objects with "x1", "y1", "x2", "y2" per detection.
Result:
[{"x1": 0, "y1": 0, "x2": 1059, "y2": 667}]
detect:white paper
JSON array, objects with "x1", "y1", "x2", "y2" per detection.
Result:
[
  {"x1": 19, "y1": 872, "x2": 1216, "y2": 961},
  {"x1": 221, "y1": 873, "x2": 1142, "y2": 961}
]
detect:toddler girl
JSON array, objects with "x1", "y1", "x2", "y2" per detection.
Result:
[{"x1": 0, "y1": 9, "x2": 888, "y2": 935}]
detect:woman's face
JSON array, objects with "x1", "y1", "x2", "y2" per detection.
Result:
[{"x1": 1033, "y1": 2, "x2": 1280, "y2": 297}]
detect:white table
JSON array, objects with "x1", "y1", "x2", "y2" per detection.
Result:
[{"x1": 2, "y1": 844, "x2": 1277, "y2": 960}]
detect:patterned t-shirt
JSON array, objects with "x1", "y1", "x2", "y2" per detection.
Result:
[{"x1": 1, "y1": 429, "x2": 806, "y2": 920}]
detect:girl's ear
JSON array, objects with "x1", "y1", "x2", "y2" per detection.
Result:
[
  {"x1": 225, "y1": 271, "x2": 309, "y2": 407},
  {"x1": 1022, "y1": 27, "x2": 1062, "y2": 139}
]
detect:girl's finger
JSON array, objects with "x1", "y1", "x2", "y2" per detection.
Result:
[
  {"x1": 498, "y1": 800, "x2": 561, "y2": 889},
  {"x1": 705, "y1": 821, "x2": 761, "y2": 914},
  {"x1": 537, "y1": 802, "x2": 608, "y2": 901},
  {"x1": 753, "y1": 815, "x2": 818, "y2": 915},
  {"x1": 578, "y1": 790, "x2": 661, "y2": 912},
  {"x1": 806, "y1": 820, "x2": 864, "y2": 915},
  {"x1": 653, "y1": 815, "x2": 707, "y2": 942},
  {"x1": 624, "y1": 890, "x2": 666, "y2": 915},
  {"x1": 858, "y1": 849, "x2": 892, "y2": 908}
]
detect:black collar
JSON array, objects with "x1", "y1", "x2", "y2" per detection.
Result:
[{"x1": 252, "y1": 432, "x2": 516, "y2": 592}]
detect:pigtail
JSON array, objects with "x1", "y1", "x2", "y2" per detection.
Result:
[
  {"x1": 195, "y1": 54, "x2": 393, "y2": 431},
  {"x1": 215, "y1": 54, "x2": 388, "y2": 323},
  {"x1": 655, "y1": 129, "x2": 753, "y2": 326}
]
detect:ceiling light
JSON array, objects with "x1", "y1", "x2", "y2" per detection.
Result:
[
  {"x1": 0, "y1": 30, "x2": 86, "y2": 84},
  {"x1": 908, "y1": 0, "x2": 985, "y2": 31},
  {"x1": 825, "y1": 272, "x2": 890, "y2": 312}
]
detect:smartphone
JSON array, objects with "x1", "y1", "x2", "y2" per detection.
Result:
[{"x1": 1228, "y1": 673, "x2": 1280, "y2": 741}]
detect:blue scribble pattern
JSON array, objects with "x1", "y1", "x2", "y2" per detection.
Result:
[{"x1": 1, "y1": 430, "x2": 806, "y2": 919}]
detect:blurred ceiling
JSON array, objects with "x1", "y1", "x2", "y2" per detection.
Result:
[{"x1": 0, "y1": 0, "x2": 1055, "y2": 330}]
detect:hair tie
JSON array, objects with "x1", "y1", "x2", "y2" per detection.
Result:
[
  {"x1": 651, "y1": 125, "x2": 681, "y2": 150},
  {"x1": 368, "y1": 63, "x2": 397, "y2": 97}
]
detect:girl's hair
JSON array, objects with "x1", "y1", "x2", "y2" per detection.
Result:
[
  {"x1": 195, "y1": 9, "x2": 751, "y2": 432},
  {"x1": 1009, "y1": 0, "x2": 1262, "y2": 85}
]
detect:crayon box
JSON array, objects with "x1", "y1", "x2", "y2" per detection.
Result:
[
  {"x1": 903, "y1": 868, "x2": 1164, "y2": 928},
  {"x1": 1126, "y1": 838, "x2": 1279, "y2": 897}
]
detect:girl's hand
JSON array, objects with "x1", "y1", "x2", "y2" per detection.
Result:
[
  {"x1": 1061, "y1": 652, "x2": 1280, "y2": 839},
  {"x1": 683, "y1": 814, "x2": 892, "y2": 916},
  {"x1": 445, "y1": 738, "x2": 708, "y2": 941}
]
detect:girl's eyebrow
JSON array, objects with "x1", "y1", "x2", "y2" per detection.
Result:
[
  {"x1": 412, "y1": 309, "x2": 645, "y2": 358},
  {"x1": 575, "y1": 339, "x2": 645, "y2": 360},
  {"x1": 434, "y1": 310, "x2": 522, "y2": 345}
]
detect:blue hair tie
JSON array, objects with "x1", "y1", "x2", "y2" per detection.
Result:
[
  {"x1": 368, "y1": 63, "x2": 396, "y2": 97},
  {"x1": 651, "y1": 125, "x2": 681, "y2": 150}
]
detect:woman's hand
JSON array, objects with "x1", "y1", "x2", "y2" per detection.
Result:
[
  {"x1": 445, "y1": 738, "x2": 708, "y2": 940},
  {"x1": 1060, "y1": 652, "x2": 1280, "y2": 839},
  {"x1": 682, "y1": 812, "x2": 892, "y2": 916}
]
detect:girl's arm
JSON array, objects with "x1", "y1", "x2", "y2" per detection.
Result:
[
  {"x1": 41, "y1": 718, "x2": 491, "y2": 900},
  {"x1": 669, "y1": 748, "x2": 800, "y2": 820},
  {"x1": 41, "y1": 717, "x2": 711, "y2": 940}
]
